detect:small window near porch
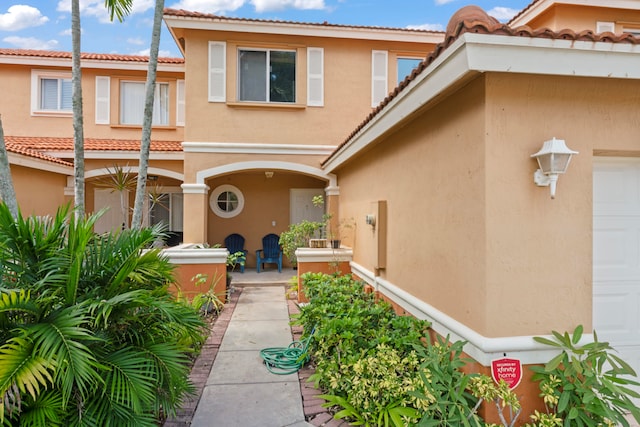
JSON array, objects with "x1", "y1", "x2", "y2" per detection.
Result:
[{"x1": 210, "y1": 185, "x2": 244, "y2": 218}]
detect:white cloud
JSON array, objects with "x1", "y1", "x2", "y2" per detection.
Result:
[
  {"x1": 128, "y1": 37, "x2": 145, "y2": 45},
  {"x1": 2, "y1": 35, "x2": 59, "y2": 50},
  {"x1": 0, "y1": 5, "x2": 49, "y2": 31},
  {"x1": 168, "y1": 0, "x2": 245, "y2": 14},
  {"x1": 434, "y1": 0, "x2": 455, "y2": 5},
  {"x1": 134, "y1": 48, "x2": 172, "y2": 57},
  {"x1": 407, "y1": 23, "x2": 444, "y2": 32},
  {"x1": 250, "y1": 0, "x2": 325, "y2": 13},
  {"x1": 56, "y1": 0, "x2": 155, "y2": 23},
  {"x1": 487, "y1": 7, "x2": 519, "y2": 22}
]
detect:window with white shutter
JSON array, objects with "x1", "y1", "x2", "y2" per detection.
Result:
[
  {"x1": 371, "y1": 50, "x2": 388, "y2": 108},
  {"x1": 209, "y1": 41, "x2": 226, "y2": 102},
  {"x1": 95, "y1": 76, "x2": 110, "y2": 124},
  {"x1": 307, "y1": 47, "x2": 324, "y2": 107}
]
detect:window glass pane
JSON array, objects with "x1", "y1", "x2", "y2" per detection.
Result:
[
  {"x1": 269, "y1": 51, "x2": 296, "y2": 102},
  {"x1": 217, "y1": 191, "x2": 239, "y2": 212},
  {"x1": 397, "y1": 58, "x2": 422, "y2": 84},
  {"x1": 121, "y1": 81, "x2": 169, "y2": 125},
  {"x1": 239, "y1": 50, "x2": 267, "y2": 101},
  {"x1": 41, "y1": 78, "x2": 58, "y2": 110},
  {"x1": 152, "y1": 83, "x2": 169, "y2": 125},
  {"x1": 170, "y1": 193, "x2": 183, "y2": 232},
  {"x1": 60, "y1": 79, "x2": 72, "y2": 110},
  {"x1": 150, "y1": 194, "x2": 170, "y2": 227},
  {"x1": 121, "y1": 81, "x2": 145, "y2": 124}
]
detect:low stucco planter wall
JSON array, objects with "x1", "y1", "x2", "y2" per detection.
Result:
[{"x1": 162, "y1": 244, "x2": 229, "y2": 303}]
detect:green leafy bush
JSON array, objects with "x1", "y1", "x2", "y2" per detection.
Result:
[
  {"x1": 0, "y1": 203, "x2": 207, "y2": 426},
  {"x1": 527, "y1": 325, "x2": 640, "y2": 427}
]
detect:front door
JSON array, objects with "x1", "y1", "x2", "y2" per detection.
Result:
[{"x1": 290, "y1": 188, "x2": 324, "y2": 225}]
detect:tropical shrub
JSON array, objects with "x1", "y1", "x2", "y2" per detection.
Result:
[
  {"x1": 296, "y1": 273, "x2": 431, "y2": 426},
  {"x1": 0, "y1": 203, "x2": 207, "y2": 426},
  {"x1": 526, "y1": 325, "x2": 640, "y2": 427}
]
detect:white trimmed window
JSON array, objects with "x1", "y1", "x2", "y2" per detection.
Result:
[
  {"x1": 31, "y1": 70, "x2": 72, "y2": 114},
  {"x1": 120, "y1": 81, "x2": 169, "y2": 125},
  {"x1": 238, "y1": 48, "x2": 296, "y2": 103},
  {"x1": 209, "y1": 185, "x2": 244, "y2": 218}
]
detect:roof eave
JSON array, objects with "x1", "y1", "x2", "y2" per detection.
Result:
[
  {"x1": 510, "y1": 0, "x2": 640, "y2": 27},
  {"x1": 8, "y1": 152, "x2": 73, "y2": 175},
  {"x1": 323, "y1": 32, "x2": 640, "y2": 172},
  {"x1": 163, "y1": 15, "x2": 444, "y2": 44},
  {"x1": 0, "y1": 55, "x2": 184, "y2": 73}
]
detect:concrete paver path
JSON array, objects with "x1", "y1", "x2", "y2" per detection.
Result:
[{"x1": 190, "y1": 286, "x2": 312, "y2": 427}]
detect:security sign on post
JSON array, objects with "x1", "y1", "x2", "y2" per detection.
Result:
[{"x1": 491, "y1": 358, "x2": 522, "y2": 390}]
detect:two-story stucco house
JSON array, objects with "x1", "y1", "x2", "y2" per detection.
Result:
[{"x1": 2, "y1": 0, "x2": 640, "y2": 420}]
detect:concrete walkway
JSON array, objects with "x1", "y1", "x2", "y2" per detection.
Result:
[{"x1": 190, "y1": 286, "x2": 313, "y2": 427}]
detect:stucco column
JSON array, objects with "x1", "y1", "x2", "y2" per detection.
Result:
[
  {"x1": 181, "y1": 183, "x2": 209, "y2": 244},
  {"x1": 325, "y1": 185, "x2": 339, "y2": 239}
]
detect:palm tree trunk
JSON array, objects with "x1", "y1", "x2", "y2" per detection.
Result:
[
  {"x1": 71, "y1": 0, "x2": 85, "y2": 219},
  {"x1": 0, "y1": 115, "x2": 18, "y2": 217},
  {"x1": 131, "y1": 0, "x2": 165, "y2": 229}
]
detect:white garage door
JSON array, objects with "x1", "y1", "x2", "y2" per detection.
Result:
[{"x1": 593, "y1": 157, "x2": 640, "y2": 399}]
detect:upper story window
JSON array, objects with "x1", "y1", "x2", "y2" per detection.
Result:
[
  {"x1": 397, "y1": 58, "x2": 422, "y2": 84},
  {"x1": 120, "y1": 81, "x2": 169, "y2": 125},
  {"x1": 31, "y1": 70, "x2": 72, "y2": 115},
  {"x1": 238, "y1": 49, "x2": 296, "y2": 103}
]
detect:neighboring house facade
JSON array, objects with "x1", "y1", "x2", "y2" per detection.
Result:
[
  {"x1": 2, "y1": 0, "x2": 640, "y2": 420},
  {"x1": 0, "y1": 49, "x2": 186, "y2": 232}
]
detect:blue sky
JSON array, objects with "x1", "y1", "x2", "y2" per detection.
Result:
[{"x1": 0, "y1": 0, "x2": 532, "y2": 58}]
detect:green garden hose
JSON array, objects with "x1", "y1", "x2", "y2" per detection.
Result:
[{"x1": 260, "y1": 328, "x2": 314, "y2": 375}]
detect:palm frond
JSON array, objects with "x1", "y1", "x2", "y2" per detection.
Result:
[
  {"x1": 28, "y1": 306, "x2": 103, "y2": 405},
  {"x1": 0, "y1": 336, "x2": 56, "y2": 422}
]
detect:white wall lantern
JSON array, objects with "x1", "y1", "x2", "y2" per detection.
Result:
[{"x1": 531, "y1": 137, "x2": 578, "y2": 199}]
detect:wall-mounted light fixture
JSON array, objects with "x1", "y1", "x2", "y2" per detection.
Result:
[
  {"x1": 365, "y1": 214, "x2": 376, "y2": 227},
  {"x1": 264, "y1": 171, "x2": 274, "y2": 179},
  {"x1": 531, "y1": 137, "x2": 578, "y2": 199}
]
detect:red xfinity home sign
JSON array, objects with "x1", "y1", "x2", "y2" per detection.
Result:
[{"x1": 491, "y1": 358, "x2": 522, "y2": 390}]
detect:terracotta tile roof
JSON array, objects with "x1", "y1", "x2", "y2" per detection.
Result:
[
  {"x1": 163, "y1": 8, "x2": 443, "y2": 35},
  {"x1": 5, "y1": 142, "x2": 73, "y2": 167},
  {"x1": 5, "y1": 136, "x2": 183, "y2": 152},
  {"x1": 0, "y1": 48, "x2": 184, "y2": 64},
  {"x1": 323, "y1": 7, "x2": 640, "y2": 166}
]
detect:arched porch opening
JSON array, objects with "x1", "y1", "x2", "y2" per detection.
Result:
[{"x1": 185, "y1": 161, "x2": 338, "y2": 269}]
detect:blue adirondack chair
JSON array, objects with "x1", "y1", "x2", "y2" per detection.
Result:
[
  {"x1": 256, "y1": 233, "x2": 283, "y2": 273},
  {"x1": 224, "y1": 233, "x2": 247, "y2": 273}
]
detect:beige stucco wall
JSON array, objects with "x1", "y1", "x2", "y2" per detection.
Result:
[
  {"x1": 333, "y1": 72, "x2": 640, "y2": 338},
  {"x1": 12, "y1": 165, "x2": 70, "y2": 216},
  {"x1": 178, "y1": 28, "x2": 432, "y2": 145},
  {"x1": 0, "y1": 63, "x2": 184, "y2": 141},
  {"x1": 522, "y1": 4, "x2": 640, "y2": 32},
  {"x1": 205, "y1": 171, "x2": 325, "y2": 267}
]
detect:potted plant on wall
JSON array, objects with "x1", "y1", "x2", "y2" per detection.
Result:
[{"x1": 279, "y1": 219, "x2": 324, "y2": 268}]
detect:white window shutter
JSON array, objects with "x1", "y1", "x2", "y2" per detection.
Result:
[
  {"x1": 596, "y1": 21, "x2": 615, "y2": 33},
  {"x1": 307, "y1": 47, "x2": 324, "y2": 107},
  {"x1": 371, "y1": 50, "x2": 388, "y2": 108},
  {"x1": 176, "y1": 79, "x2": 185, "y2": 126},
  {"x1": 95, "y1": 76, "x2": 110, "y2": 124},
  {"x1": 208, "y1": 41, "x2": 226, "y2": 102}
]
